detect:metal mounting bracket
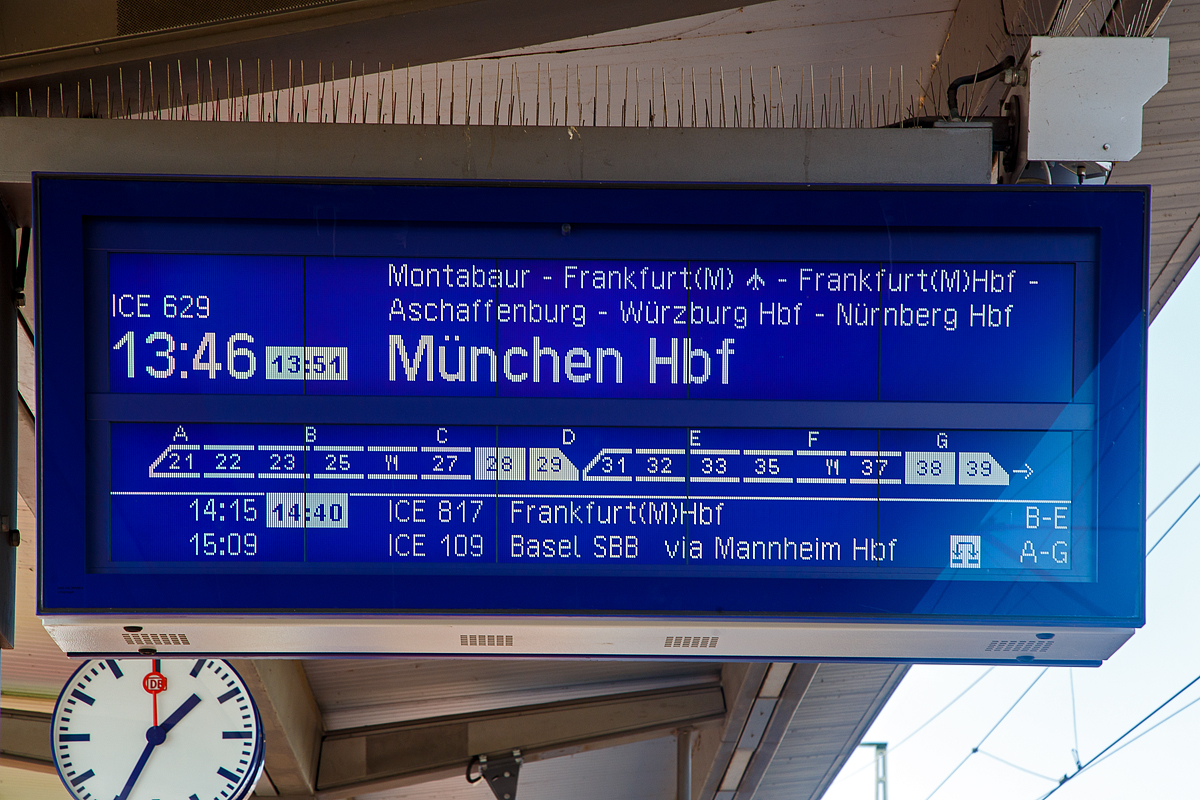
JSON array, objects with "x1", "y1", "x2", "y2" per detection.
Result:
[{"x1": 467, "y1": 750, "x2": 523, "y2": 800}]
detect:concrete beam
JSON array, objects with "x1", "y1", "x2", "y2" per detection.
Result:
[
  {"x1": 0, "y1": 118, "x2": 991, "y2": 228},
  {"x1": 729, "y1": 663, "x2": 818, "y2": 799},
  {"x1": 0, "y1": 708, "x2": 53, "y2": 772},
  {"x1": 693, "y1": 663, "x2": 769, "y2": 800},
  {"x1": 230, "y1": 659, "x2": 325, "y2": 796},
  {"x1": 316, "y1": 684, "x2": 725, "y2": 798}
]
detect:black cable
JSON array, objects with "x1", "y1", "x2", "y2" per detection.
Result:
[
  {"x1": 946, "y1": 56, "x2": 1015, "y2": 120},
  {"x1": 1069, "y1": 669, "x2": 1081, "y2": 770},
  {"x1": 872, "y1": 390, "x2": 1199, "y2": 798},
  {"x1": 1086, "y1": 694, "x2": 1200, "y2": 769},
  {"x1": 976, "y1": 749, "x2": 1057, "y2": 782},
  {"x1": 466, "y1": 755, "x2": 483, "y2": 783},
  {"x1": 924, "y1": 668, "x2": 1048, "y2": 800},
  {"x1": 1148, "y1": 458, "x2": 1200, "y2": 519},
  {"x1": 845, "y1": 667, "x2": 995, "y2": 780},
  {"x1": 891, "y1": 667, "x2": 994, "y2": 754},
  {"x1": 1146, "y1": 484, "x2": 1200, "y2": 555},
  {"x1": 1035, "y1": 669, "x2": 1200, "y2": 800},
  {"x1": 1012, "y1": 467, "x2": 1200, "y2": 796}
]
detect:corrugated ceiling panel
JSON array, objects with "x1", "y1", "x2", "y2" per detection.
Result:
[
  {"x1": 1150, "y1": 215, "x2": 1200, "y2": 232},
  {"x1": 1156, "y1": 21, "x2": 1200, "y2": 40},
  {"x1": 1151, "y1": 70, "x2": 1200, "y2": 90},
  {"x1": 355, "y1": 735, "x2": 678, "y2": 800},
  {"x1": 753, "y1": 663, "x2": 907, "y2": 800},
  {"x1": 1143, "y1": 100, "x2": 1200, "y2": 123},
  {"x1": 1140, "y1": 117, "x2": 1200, "y2": 143},
  {"x1": 1109, "y1": 0, "x2": 1200, "y2": 319},
  {"x1": 1124, "y1": 167, "x2": 1200, "y2": 186},
  {"x1": 1150, "y1": 191, "x2": 1200, "y2": 213},
  {"x1": 304, "y1": 659, "x2": 721, "y2": 729}
]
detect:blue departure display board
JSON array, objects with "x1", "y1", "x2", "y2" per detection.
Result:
[{"x1": 36, "y1": 177, "x2": 1147, "y2": 630}]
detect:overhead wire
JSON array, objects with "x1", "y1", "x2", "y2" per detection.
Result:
[
  {"x1": 1027, "y1": 466, "x2": 1200, "y2": 794},
  {"x1": 892, "y1": 667, "x2": 995, "y2": 752},
  {"x1": 1144, "y1": 458, "x2": 1200, "y2": 555},
  {"x1": 1011, "y1": 465, "x2": 1200, "y2": 795},
  {"x1": 1033, "y1": 669, "x2": 1200, "y2": 800},
  {"x1": 844, "y1": 667, "x2": 995, "y2": 779},
  {"x1": 1084, "y1": 693, "x2": 1200, "y2": 769},
  {"x1": 845, "y1": 461, "x2": 1200, "y2": 793},
  {"x1": 1146, "y1": 486, "x2": 1200, "y2": 555},
  {"x1": 1068, "y1": 669, "x2": 1081, "y2": 769},
  {"x1": 924, "y1": 669, "x2": 1048, "y2": 800},
  {"x1": 1147, "y1": 457, "x2": 1200, "y2": 519},
  {"x1": 976, "y1": 750, "x2": 1058, "y2": 782},
  {"x1": 1045, "y1": 244, "x2": 1200, "y2": 796}
]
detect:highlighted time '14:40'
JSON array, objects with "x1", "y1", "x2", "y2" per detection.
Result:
[{"x1": 265, "y1": 493, "x2": 348, "y2": 528}]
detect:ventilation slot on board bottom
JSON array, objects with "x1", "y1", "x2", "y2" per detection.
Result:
[
  {"x1": 665, "y1": 636, "x2": 718, "y2": 649},
  {"x1": 985, "y1": 640, "x2": 1054, "y2": 653},
  {"x1": 461, "y1": 634, "x2": 514, "y2": 647},
  {"x1": 122, "y1": 633, "x2": 191, "y2": 646}
]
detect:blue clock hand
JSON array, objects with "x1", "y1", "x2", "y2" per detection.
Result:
[
  {"x1": 115, "y1": 740, "x2": 157, "y2": 800},
  {"x1": 159, "y1": 692, "x2": 201, "y2": 733},
  {"x1": 113, "y1": 694, "x2": 202, "y2": 800}
]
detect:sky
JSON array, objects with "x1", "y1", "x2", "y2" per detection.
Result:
[{"x1": 824, "y1": 264, "x2": 1200, "y2": 800}]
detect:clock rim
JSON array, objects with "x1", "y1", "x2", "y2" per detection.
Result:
[{"x1": 50, "y1": 657, "x2": 267, "y2": 800}]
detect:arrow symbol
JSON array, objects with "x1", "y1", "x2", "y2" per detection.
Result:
[{"x1": 1011, "y1": 463, "x2": 1034, "y2": 480}]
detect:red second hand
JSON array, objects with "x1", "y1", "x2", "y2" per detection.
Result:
[{"x1": 143, "y1": 660, "x2": 167, "y2": 727}]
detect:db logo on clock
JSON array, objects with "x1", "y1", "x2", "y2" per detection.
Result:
[{"x1": 142, "y1": 671, "x2": 166, "y2": 693}]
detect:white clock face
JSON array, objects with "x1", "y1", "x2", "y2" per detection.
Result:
[{"x1": 52, "y1": 658, "x2": 265, "y2": 800}]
